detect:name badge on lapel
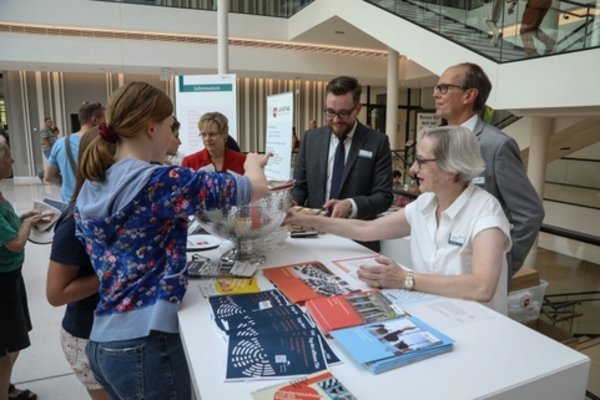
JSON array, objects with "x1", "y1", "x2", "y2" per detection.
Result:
[
  {"x1": 448, "y1": 233, "x2": 465, "y2": 247},
  {"x1": 472, "y1": 176, "x2": 485, "y2": 185},
  {"x1": 358, "y1": 149, "x2": 373, "y2": 159}
]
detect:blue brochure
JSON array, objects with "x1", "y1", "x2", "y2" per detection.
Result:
[
  {"x1": 226, "y1": 329, "x2": 329, "y2": 381},
  {"x1": 331, "y1": 315, "x2": 454, "y2": 374}
]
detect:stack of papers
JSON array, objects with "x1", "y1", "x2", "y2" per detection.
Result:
[{"x1": 207, "y1": 290, "x2": 340, "y2": 381}]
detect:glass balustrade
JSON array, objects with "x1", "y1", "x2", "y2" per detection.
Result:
[
  {"x1": 366, "y1": 0, "x2": 598, "y2": 62},
  {"x1": 93, "y1": 0, "x2": 314, "y2": 18}
]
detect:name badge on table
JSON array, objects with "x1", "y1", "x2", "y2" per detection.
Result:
[
  {"x1": 358, "y1": 149, "x2": 373, "y2": 159},
  {"x1": 448, "y1": 233, "x2": 465, "y2": 247},
  {"x1": 472, "y1": 176, "x2": 485, "y2": 185}
]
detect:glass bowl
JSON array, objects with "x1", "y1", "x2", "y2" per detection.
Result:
[{"x1": 195, "y1": 181, "x2": 293, "y2": 260}]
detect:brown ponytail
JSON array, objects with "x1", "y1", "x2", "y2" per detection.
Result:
[{"x1": 78, "y1": 81, "x2": 173, "y2": 182}]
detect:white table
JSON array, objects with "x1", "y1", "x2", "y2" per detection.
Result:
[{"x1": 178, "y1": 234, "x2": 590, "y2": 400}]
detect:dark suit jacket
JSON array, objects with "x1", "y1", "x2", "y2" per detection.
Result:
[
  {"x1": 292, "y1": 122, "x2": 393, "y2": 220},
  {"x1": 472, "y1": 118, "x2": 545, "y2": 277}
]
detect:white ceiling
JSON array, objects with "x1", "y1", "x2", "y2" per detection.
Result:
[{"x1": 290, "y1": 16, "x2": 388, "y2": 51}]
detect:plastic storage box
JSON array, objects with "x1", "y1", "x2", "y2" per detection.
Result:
[{"x1": 507, "y1": 280, "x2": 548, "y2": 323}]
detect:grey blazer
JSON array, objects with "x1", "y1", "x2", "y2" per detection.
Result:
[
  {"x1": 472, "y1": 118, "x2": 545, "y2": 277},
  {"x1": 292, "y1": 122, "x2": 393, "y2": 220}
]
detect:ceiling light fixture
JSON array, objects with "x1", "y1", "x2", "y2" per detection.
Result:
[{"x1": 0, "y1": 21, "x2": 391, "y2": 59}]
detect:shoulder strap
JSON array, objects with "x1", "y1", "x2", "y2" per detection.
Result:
[{"x1": 65, "y1": 134, "x2": 77, "y2": 174}]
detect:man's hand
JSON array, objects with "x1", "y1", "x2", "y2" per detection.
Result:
[{"x1": 323, "y1": 198, "x2": 352, "y2": 218}]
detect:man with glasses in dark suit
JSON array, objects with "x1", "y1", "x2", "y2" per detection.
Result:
[
  {"x1": 434, "y1": 62, "x2": 544, "y2": 279},
  {"x1": 292, "y1": 76, "x2": 393, "y2": 252}
]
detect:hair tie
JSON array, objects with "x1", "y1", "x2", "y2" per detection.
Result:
[{"x1": 98, "y1": 122, "x2": 118, "y2": 144}]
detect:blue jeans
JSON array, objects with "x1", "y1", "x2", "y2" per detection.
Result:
[{"x1": 86, "y1": 331, "x2": 191, "y2": 400}]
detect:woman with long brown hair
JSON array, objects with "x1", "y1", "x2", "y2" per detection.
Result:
[{"x1": 75, "y1": 82, "x2": 269, "y2": 399}]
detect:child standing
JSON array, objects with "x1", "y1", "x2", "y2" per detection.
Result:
[{"x1": 75, "y1": 82, "x2": 269, "y2": 399}]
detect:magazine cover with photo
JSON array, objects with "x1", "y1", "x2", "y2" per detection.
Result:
[
  {"x1": 263, "y1": 260, "x2": 353, "y2": 304},
  {"x1": 305, "y1": 290, "x2": 405, "y2": 335},
  {"x1": 331, "y1": 315, "x2": 454, "y2": 374},
  {"x1": 368, "y1": 318, "x2": 438, "y2": 355},
  {"x1": 346, "y1": 291, "x2": 400, "y2": 322}
]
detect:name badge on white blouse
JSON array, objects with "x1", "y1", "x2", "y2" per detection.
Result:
[
  {"x1": 448, "y1": 233, "x2": 465, "y2": 247},
  {"x1": 472, "y1": 176, "x2": 485, "y2": 185},
  {"x1": 358, "y1": 149, "x2": 373, "y2": 159}
]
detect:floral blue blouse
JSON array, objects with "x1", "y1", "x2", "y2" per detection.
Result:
[{"x1": 75, "y1": 161, "x2": 250, "y2": 341}]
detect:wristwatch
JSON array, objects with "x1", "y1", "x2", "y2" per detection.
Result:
[{"x1": 404, "y1": 271, "x2": 415, "y2": 291}]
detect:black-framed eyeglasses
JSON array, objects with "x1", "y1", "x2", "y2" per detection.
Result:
[
  {"x1": 324, "y1": 104, "x2": 358, "y2": 119},
  {"x1": 433, "y1": 84, "x2": 469, "y2": 95},
  {"x1": 414, "y1": 156, "x2": 437, "y2": 168}
]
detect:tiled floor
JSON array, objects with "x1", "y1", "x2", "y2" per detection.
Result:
[{"x1": 1, "y1": 178, "x2": 599, "y2": 399}]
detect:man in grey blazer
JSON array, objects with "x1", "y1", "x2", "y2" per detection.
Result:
[
  {"x1": 292, "y1": 76, "x2": 393, "y2": 251},
  {"x1": 434, "y1": 62, "x2": 544, "y2": 278}
]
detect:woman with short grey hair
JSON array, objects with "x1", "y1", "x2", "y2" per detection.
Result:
[
  {"x1": 286, "y1": 125, "x2": 512, "y2": 314},
  {"x1": 418, "y1": 126, "x2": 485, "y2": 183}
]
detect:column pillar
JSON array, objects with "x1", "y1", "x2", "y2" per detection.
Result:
[
  {"x1": 217, "y1": 0, "x2": 229, "y2": 74},
  {"x1": 524, "y1": 117, "x2": 551, "y2": 268},
  {"x1": 591, "y1": 0, "x2": 600, "y2": 46},
  {"x1": 385, "y1": 48, "x2": 399, "y2": 149}
]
